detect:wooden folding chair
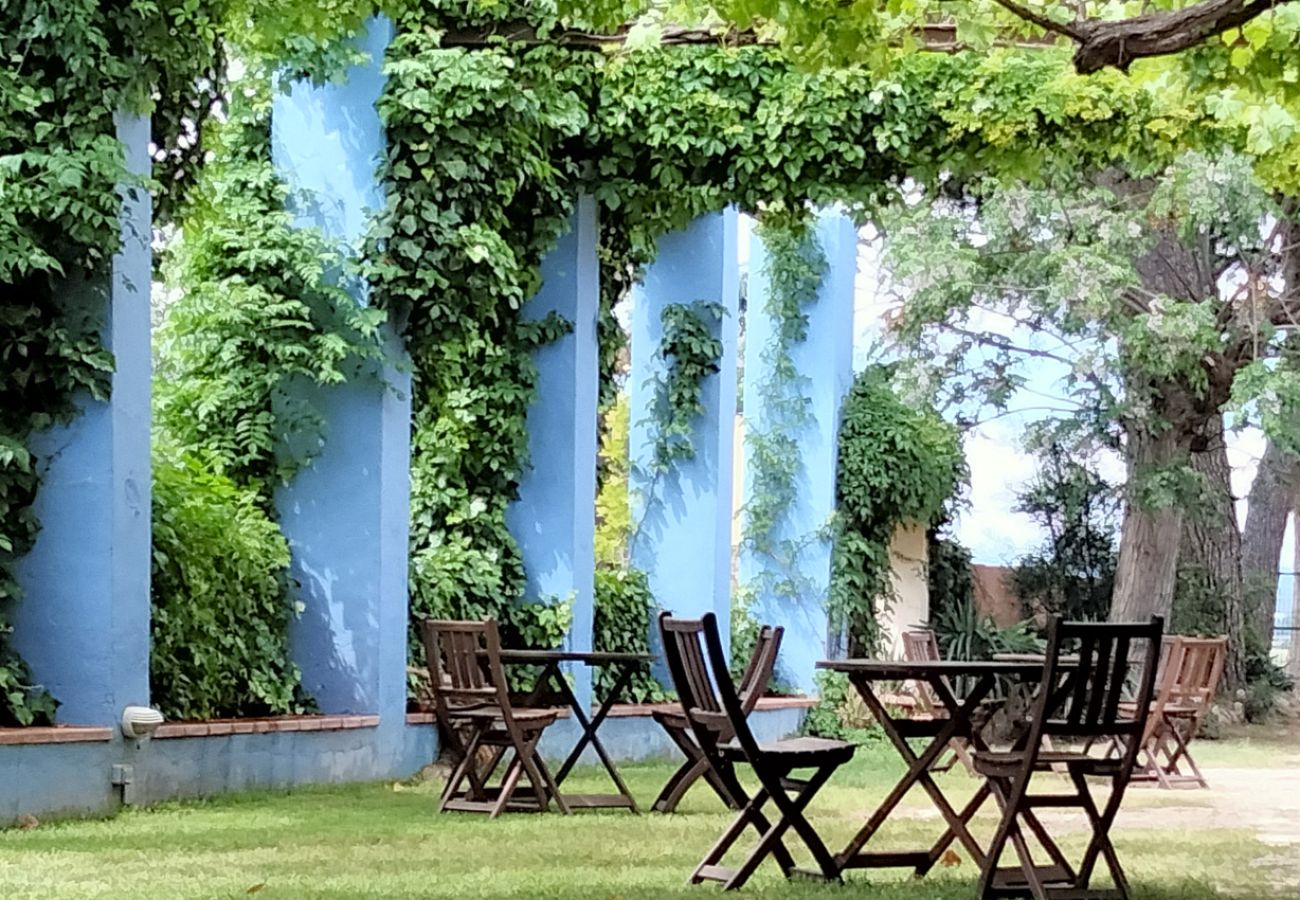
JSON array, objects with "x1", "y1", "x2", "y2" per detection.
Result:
[
  {"x1": 902, "y1": 629, "x2": 977, "y2": 775},
  {"x1": 1134, "y1": 635, "x2": 1226, "y2": 789},
  {"x1": 421, "y1": 618, "x2": 569, "y2": 818},
  {"x1": 974, "y1": 615, "x2": 1164, "y2": 900},
  {"x1": 652, "y1": 623, "x2": 783, "y2": 813},
  {"x1": 660, "y1": 612, "x2": 854, "y2": 891}
]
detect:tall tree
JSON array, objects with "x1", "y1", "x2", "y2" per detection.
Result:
[{"x1": 882, "y1": 151, "x2": 1300, "y2": 630}]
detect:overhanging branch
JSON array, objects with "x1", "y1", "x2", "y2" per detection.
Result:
[{"x1": 440, "y1": 0, "x2": 1292, "y2": 74}]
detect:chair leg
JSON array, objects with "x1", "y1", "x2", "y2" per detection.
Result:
[
  {"x1": 655, "y1": 754, "x2": 707, "y2": 811},
  {"x1": 1073, "y1": 770, "x2": 1133, "y2": 899},
  {"x1": 770, "y1": 765, "x2": 842, "y2": 881},
  {"x1": 438, "y1": 727, "x2": 487, "y2": 812},
  {"x1": 490, "y1": 753, "x2": 525, "y2": 819},
  {"x1": 692, "y1": 785, "x2": 776, "y2": 884}
]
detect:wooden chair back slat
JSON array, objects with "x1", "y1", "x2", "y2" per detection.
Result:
[
  {"x1": 421, "y1": 618, "x2": 509, "y2": 707},
  {"x1": 660, "y1": 616, "x2": 723, "y2": 716},
  {"x1": 1038, "y1": 618, "x2": 1163, "y2": 739},
  {"x1": 1169, "y1": 636, "x2": 1227, "y2": 710},
  {"x1": 659, "y1": 613, "x2": 767, "y2": 760},
  {"x1": 736, "y1": 625, "x2": 783, "y2": 713},
  {"x1": 903, "y1": 630, "x2": 941, "y2": 662}
]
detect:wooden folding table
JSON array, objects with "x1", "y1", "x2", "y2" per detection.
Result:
[
  {"x1": 499, "y1": 649, "x2": 652, "y2": 812},
  {"x1": 816, "y1": 659, "x2": 1052, "y2": 877}
]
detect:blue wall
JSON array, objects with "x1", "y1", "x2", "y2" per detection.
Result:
[
  {"x1": 740, "y1": 211, "x2": 856, "y2": 692},
  {"x1": 507, "y1": 197, "x2": 600, "y2": 705},
  {"x1": 12, "y1": 112, "x2": 153, "y2": 727},
  {"x1": 629, "y1": 211, "x2": 740, "y2": 678},
  {"x1": 270, "y1": 19, "x2": 412, "y2": 771}
]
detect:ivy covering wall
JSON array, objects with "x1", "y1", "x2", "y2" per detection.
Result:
[
  {"x1": 367, "y1": 18, "x2": 588, "y2": 660},
  {"x1": 0, "y1": 0, "x2": 236, "y2": 726},
  {"x1": 150, "y1": 77, "x2": 387, "y2": 719},
  {"x1": 830, "y1": 366, "x2": 965, "y2": 655}
]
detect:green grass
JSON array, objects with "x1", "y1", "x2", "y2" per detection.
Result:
[{"x1": 0, "y1": 742, "x2": 1293, "y2": 899}]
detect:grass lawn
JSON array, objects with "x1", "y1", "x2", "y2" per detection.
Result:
[{"x1": 0, "y1": 739, "x2": 1295, "y2": 899}]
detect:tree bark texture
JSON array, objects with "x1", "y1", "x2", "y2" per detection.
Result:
[
  {"x1": 1241, "y1": 437, "x2": 1300, "y2": 652},
  {"x1": 1174, "y1": 417, "x2": 1249, "y2": 690},
  {"x1": 1111, "y1": 426, "x2": 1187, "y2": 625}
]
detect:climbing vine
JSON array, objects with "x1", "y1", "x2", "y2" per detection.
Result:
[
  {"x1": 150, "y1": 73, "x2": 386, "y2": 720},
  {"x1": 0, "y1": 0, "x2": 240, "y2": 726},
  {"x1": 740, "y1": 216, "x2": 830, "y2": 610},
  {"x1": 830, "y1": 366, "x2": 965, "y2": 655},
  {"x1": 651, "y1": 302, "x2": 726, "y2": 471},
  {"x1": 367, "y1": 24, "x2": 590, "y2": 665}
]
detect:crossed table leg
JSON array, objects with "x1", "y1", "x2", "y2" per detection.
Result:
[
  {"x1": 837, "y1": 672, "x2": 1003, "y2": 876},
  {"x1": 537, "y1": 659, "x2": 642, "y2": 812}
]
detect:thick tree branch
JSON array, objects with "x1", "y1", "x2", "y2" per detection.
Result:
[{"x1": 994, "y1": 0, "x2": 1292, "y2": 73}]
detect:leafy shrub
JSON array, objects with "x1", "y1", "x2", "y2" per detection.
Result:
[
  {"x1": 150, "y1": 76, "x2": 384, "y2": 718},
  {"x1": 930, "y1": 597, "x2": 1044, "y2": 662},
  {"x1": 803, "y1": 671, "x2": 884, "y2": 744},
  {"x1": 831, "y1": 366, "x2": 965, "y2": 655},
  {"x1": 594, "y1": 568, "x2": 666, "y2": 702},
  {"x1": 1011, "y1": 443, "x2": 1118, "y2": 623},
  {"x1": 150, "y1": 453, "x2": 307, "y2": 720}
]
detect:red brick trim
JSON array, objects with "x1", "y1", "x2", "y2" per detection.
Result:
[
  {"x1": 0, "y1": 725, "x2": 114, "y2": 745},
  {"x1": 403, "y1": 696, "x2": 815, "y2": 726},
  {"x1": 154, "y1": 714, "x2": 380, "y2": 739}
]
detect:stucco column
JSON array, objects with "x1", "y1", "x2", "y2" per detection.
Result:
[
  {"x1": 629, "y1": 210, "x2": 740, "y2": 680},
  {"x1": 506, "y1": 197, "x2": 600, "y2": 709},
  {"x1": 739, "y1": 210, "x2": 856, "y2": 693},
  {"x1": 11, "y1": 113, "x2": 154, "y2": 727},
  {"x1": 271, "y1": 19, "x2": 411, "y2": 759}
]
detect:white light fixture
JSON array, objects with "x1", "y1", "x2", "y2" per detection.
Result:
[{"x1": 120, "y1": 706, "x2": 164, "y2": 740}]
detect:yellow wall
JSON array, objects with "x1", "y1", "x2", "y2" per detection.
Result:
[{"x1": 874, "y1": 522, "x2": 930, "y2": 658}]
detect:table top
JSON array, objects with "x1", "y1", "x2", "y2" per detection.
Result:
[
  {"x1": 495, "y1": 649, "x2": 653, "y2": 665},
  {"x1": 816, "y1": 659, "x2": 1049, "y2": 679}
]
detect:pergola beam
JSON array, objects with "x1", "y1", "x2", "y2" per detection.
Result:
[{"x1": 439, "y1": 0, "x2": 1292, "y2": 74}]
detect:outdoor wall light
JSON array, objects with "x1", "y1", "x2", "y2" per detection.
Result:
[{"x1": 120, "y1": 706, "x2": 165, "y2": 740}]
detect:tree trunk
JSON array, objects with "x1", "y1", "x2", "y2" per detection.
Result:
[
  {"x1": 1241, "y1": 436, "x2": 1300, "y2": 653},
  {"x1": 1111, "y1": 426, "x2": 1187, "y2": 624},
  {"x1": 1290, "y1": 511, "x2": 1300, "y2": 679},
  {"x1": 1174, "y1": 417, "x2": 1249, "y2": 690}
]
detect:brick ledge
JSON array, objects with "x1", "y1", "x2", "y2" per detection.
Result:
[
  {"x1": 405, "y1": 696, "x2": 815, "y2": 726},
  {"x1": 0, "y1": 725, "x2": 114, "y2": 746},
  {"x1": 155, "y1": 714, "x2": 380, "y2": 739}
]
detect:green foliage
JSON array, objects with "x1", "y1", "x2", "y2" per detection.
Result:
[
  {"x1": 0, "y1": 0, "x2": 244, "y2": 725},
  {"x1": 595, "y1": 393, "x2": 634, "y2": 569},
  {"x1": 649, "y1": 301, "x2": 726, "y2": 470},
  {"x1": 366, "y1": 33, "x2": 589, "y2": 668},
  {"x1": 926, "y1": 525, "x2": 975, "y2": 621},
  {"x1": 831, "y1": 367, "x2": 966, "y2": 655},
  {"x1": 1010, "y1": 442, "x2": 1119, "y2": 622},
  {"x1": 150, "y1": 75, "x2": 386, "y2": 719},
  {"x1": 930, "y1": 598, "x2": 1044, "y2": 662},
  {"x1": 740, "y1": 217, "x2": 829, "y2": 611},
  {"x1": 593, "y1": 569, "x2": 666, "y2": 702},
  {"x1": 802, "y1": 671, "x2": 884, "y2": 744},
  {"x1": 150, "y1": 453, "x2": 308, "y2": 720}
]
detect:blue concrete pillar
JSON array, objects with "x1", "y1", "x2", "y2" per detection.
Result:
[
  {"x1": 507, "y1": 197, "x2": 600, "y2": 708},
  {"x1": 12, "y1": 113, "x2": 153, "y2": 726},
  {"x1": 629, "y1": 210, "x2": 740, "y2": 679},
  {"x1": 739, "y1": 210, "x2": 856, "y2": 693},
  {"x1": 271, "y1": 19, "x2": 411, "y2": 759}
]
